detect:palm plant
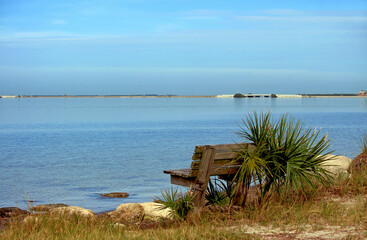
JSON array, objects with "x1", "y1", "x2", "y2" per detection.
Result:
[
  {"x1": 155, "y1": 187, "x2": 194, "y2": 221},
  {"x1": 233, "y1": 112, "x2": 334, "y2": 206},
  {"x1": 205, "y1": 179, "x2": 235, "y2": 206}
]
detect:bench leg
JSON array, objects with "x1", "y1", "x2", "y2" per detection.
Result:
[
  {"x1": 187, "y1": 147, "x2": 216, "y2": 218},
  {"x1": 186, "y1": 187, "x2": 207, "y2": 222}
]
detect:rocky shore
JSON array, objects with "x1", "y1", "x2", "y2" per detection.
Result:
[
  {"x1": 0, "y1": 154, "x2": 354, "y2": 232},
  {"x1": 0, "y1": 201, "x2": 172, "y2": 231}
]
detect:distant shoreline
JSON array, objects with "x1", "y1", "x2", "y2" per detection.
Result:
[
  {"x1": 0, "y1": 94, "x2": 366, "y2": 99},
  {"x1": 0, "y1": 95, "x2": 217, "y2": 98}
]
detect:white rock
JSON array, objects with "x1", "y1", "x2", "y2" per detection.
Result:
[
  {"x1": 49, "y1": 206, "x2": 95, "y2": 218},
  {"x1": 139, "y1": 202, "x2": 173, "y2": 220},
  {"x1": 321, "y1": 154, "x2": 352, "y2": 176},
  {"x1": 108, "y1": 203, "x2": 144, "y2": 223}
]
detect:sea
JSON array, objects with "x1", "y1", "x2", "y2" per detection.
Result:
[{"x1": 0, "y1": 97, "x2": 366, "y2": 212}]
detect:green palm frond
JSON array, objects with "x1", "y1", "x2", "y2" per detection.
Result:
[
  {"x1": 205, "y1": 179, "x2": 229, "y2": 206},
  {"x1": 155, "y1": 187, "x2": 194, "y2": 221},
  {"x1": 234, "y1": 111, "x2": 335, "y2": 205}
]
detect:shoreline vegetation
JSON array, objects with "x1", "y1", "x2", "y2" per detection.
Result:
[
  {"x1": 1, "y1": 162, "x2": 366, "y2": 239},
  {"x1": 0, "y1": 93, "x2": 366, "y2": 98}
]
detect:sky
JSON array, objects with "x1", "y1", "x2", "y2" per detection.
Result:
[{"x1": 0, "y1": 0, "x2": 366, "y2": 95}]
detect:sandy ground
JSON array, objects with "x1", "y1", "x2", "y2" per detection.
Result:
[{"x1": 227, "y1": 195, "x2": 367, "y2": 239}]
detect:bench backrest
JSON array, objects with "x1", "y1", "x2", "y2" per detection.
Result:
[{"x1": 188, "y1": 143, "x2": 255, "y2": 178}]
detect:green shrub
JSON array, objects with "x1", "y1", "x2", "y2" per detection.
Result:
[
  {"x1": 155, "y1": 188, "x2": 194, "y2": 221},
  {"x1": 205, "y1": 179, "x2": 234, "y2": 206},
  {"x1": 233, "y1": 111, "x2": 334, "y2": 206}
]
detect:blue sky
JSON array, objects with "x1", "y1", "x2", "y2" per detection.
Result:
[{"x1": 0, "y1": 0, "x2": 366, "y2": 95}]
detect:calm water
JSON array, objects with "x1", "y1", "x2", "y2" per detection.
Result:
[{"x1": 0, "y1": 97, "x2": 366, "y2": 212}]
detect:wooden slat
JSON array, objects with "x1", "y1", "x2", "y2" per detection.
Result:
[
  {"x1": 194, "y1": 143, "x2": 251, "y2": 153},
  {"x1": 190, "y1": 158, "x2": 243, "y2": 170},
  {"x1": 214, "y1": 151, "x2": 240, "y2": 160},
  {"x1": 163, "y1": 169, "x2": 190, "y2": 178},
  {"x1": 170, "y1": 175, "x2": 201, "y2": 189},
  {"x1": 212, "y1": 143, "x2": 250, "y2": 152},
  {"x1": 192, "y1": 151, "x2": 240, "y2": 161},
  {"x1": 209, "y1": 166, "x2": 241, "y2": 175},
  {"x1": 188, "y1": 165, "x2": 241, "y2": 177},
  {"x1": 192, "y1": 145, "x2": 251, "y2": 160}
]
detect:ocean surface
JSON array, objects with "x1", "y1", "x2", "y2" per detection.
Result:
[{"x1": 0, "y1": 97, "x2": 366, "y2": 212}]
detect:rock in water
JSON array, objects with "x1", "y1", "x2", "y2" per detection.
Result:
[
  {"x1": 0, "y1": 207, "x2": 29, "y2": 218},
  {"x1": 49, "y1": 206, "x2": 96, "y2": 218},
  {"x1": 108, "y1": 203, "x2": 144, "y2": 223},
  {"x1": 100, "y1": 192, "x2": 129, "y2": 198},
  {"x1": 0, "y1": 207, "x2": 29, "y2": 229}
]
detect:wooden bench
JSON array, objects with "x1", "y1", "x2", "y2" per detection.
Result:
[{"x1": 163, "y1": 143, "x2": 255, "y2": 210}]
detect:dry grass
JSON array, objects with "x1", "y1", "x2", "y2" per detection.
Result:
[{"x1": 1, "y1": 168, "x2": 367, "y2": 240}]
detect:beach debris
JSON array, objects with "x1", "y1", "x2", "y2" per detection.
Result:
[
  {"x1": 108, "y1": 203, "x2": 144, "y2": 224},
  {"x1": 100, "y1": 192, "x2": 129, "y2": 198}
]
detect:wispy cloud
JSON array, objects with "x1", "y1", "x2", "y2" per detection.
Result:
[
  {"x1": 180, "y1": 9, "x2": 230, "y2": 20},
  {"x1": 51, "y1": 19, "x2": 67, "y2": 25},
  {"x1": 261, "y1": 9, "x2": 305, "y2": 16},
  {"x1": 8, "y1": 31, "x2": 82, "y2": 39},
  {"x1": 235, "y1": 15, "x2": 367, "y2": 23},
  {"x1": 235, "y1": 9, "x2": 367, "y2": 23}
]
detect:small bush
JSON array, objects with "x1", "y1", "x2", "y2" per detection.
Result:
[
  {"x1": 155, "y1": 188, "x2": 194, "y2": 221},
  {"x1": 205, "y1": 179, "x2": 235, "y2": 206},
  {"x1": 233, "y1": 111, "x2": 334, "y2": 206}
]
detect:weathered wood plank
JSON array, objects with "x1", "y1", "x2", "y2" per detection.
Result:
[
  {"x1": 163, "y1": 169, "x2": 190, "y2": 178},
  {"x1": 192, "y1": 151, "x2": 242, "y2": 161},
  {"x1": 187, "y1": 165, "x2": 242, "y2": 177},
  {"x1": 190, "y1": 158, "x2": 244, "y2": 170},
  {"x1": 196, "y1": 147, "x2": 216, "y2": 184},
  {"x1": 192, "y1": 146, "x2": 216, "y2": 208},
  {"x1": 194, "y1": 143, "x2": 251, "y2": 153},
  {"x1": 170, "y1": 175, "x2": 200, "y2": 189},
  {"x1": 209, "y1": 166, "x2": 241, "y2": 175}
]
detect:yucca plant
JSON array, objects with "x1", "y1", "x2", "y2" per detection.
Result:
[
  {"x1": 155, "y1": 187, "x2": 194, "y2": 221},
  {"x1": 233, "y1": 111, "x2": 334, "y2": 206},
  {"x1": 205, "y1": 179, "x2": 235, "y2": 206}
]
